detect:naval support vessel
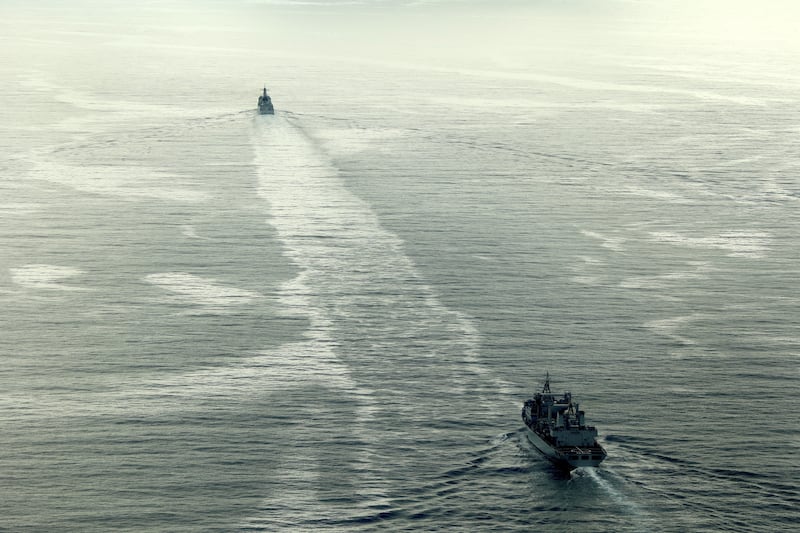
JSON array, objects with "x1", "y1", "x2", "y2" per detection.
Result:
[{"x1": 521, "y1": 373, "x2": 607, "y2": 469}]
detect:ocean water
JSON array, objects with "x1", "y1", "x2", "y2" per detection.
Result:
[{"x1": 1, "y1": 2, "x2": 799, "y2": 531}]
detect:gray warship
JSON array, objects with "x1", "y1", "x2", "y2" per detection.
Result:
[
  {"x1": 521, "y1": 373, "x2": 607, "y2": 469},
  {"x1": 258, "y1": 87, "x2": 274, "y2": 115}
]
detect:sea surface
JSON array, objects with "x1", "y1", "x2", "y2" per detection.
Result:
[{"x1": 1, "y1": 2, "x2": 799, "y2": 531}]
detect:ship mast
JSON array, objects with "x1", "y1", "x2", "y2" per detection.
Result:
[{"x1": 542, "y1": 372, "x2": 551, "y2": 393}]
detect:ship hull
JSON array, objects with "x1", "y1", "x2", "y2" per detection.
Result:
[
  {"x1": 258, "y1": 106, "x2": 274, "y2": 115},
  {"x1": 524, "y1": 427, "x2": 605, "y2": 469}
]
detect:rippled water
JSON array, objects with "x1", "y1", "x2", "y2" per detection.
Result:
[{"x1": 1, "y1": 2, "x2": 799, "y2": 531}]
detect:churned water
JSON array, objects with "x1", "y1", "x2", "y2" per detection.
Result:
[{"x1": 1, "y1": 1, "x2": 798, "y2": 531}]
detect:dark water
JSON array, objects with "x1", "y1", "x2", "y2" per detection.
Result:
[{"x1": 1, "y1": 2, "x2": 799, "y2": 531}]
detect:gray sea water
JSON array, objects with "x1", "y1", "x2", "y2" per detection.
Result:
[{"x1": 1, "y1": 1, "x2": 799, "y2": 531}]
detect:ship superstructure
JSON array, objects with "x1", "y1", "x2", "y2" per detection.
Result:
[
  {"x1": 521, "y1": 373, "x2": 607, "y2": 469},
  {"x1": 258, "y1": 87, "x2": 274, "y2": 115}
]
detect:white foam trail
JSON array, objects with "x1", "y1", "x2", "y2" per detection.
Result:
[
  {"x1": 581, "y1": 229, "x2": 626, "y2": 252},
  {"x1": 241, "y1": 116, "x2": 404, "y2": 525},
  {"x1": 583, "y1": 468, "x2": 651, "y2": 529},
  {"x1": 180, "y1": 225, "x2": 209, "y2": 240},
  {"x1": 620, "y1": 261, "x2": 714, "y2": 291},
  {"x1": 253, "y1": 116, "x2": 503, "y2": 389},
  {"x1": 623, "y1": 186, "x2": 693, "y2": 203},
  {"x1": 240, "y1": 115, "x2": 512, "y2": 526},
  {"x1": 10, "y1": 264, "x2": 87, "y2": 291},
  {"x1": 650, "y1": 231, "x2": 771, "y2": 258},
  {"x1": 644, "y1": 313, "x2": 707, "y2": 347},
  {"x1": 569, "y1": 255, "x2": 603, "y2": 285}
]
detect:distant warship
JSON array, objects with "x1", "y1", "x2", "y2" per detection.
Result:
[
  {"x1": 522, "y1": 373, "x2": 607, "y2": 469},
  {"x1": 258, "y1": 87, "x2": 274, "y2": 115}
]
